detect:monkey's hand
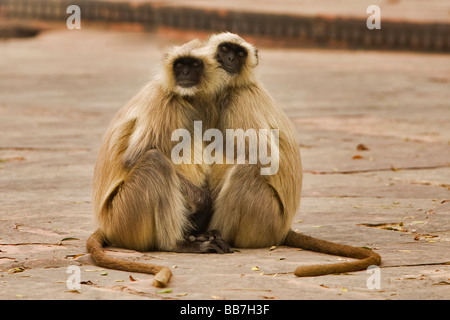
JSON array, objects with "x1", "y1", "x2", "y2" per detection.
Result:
[
  {"x1": 199, "y1": 238, "x2": 232, "y2": 253},
  {"x1": 185, "y1": 230, "x2": 233, "y2": 254},
  {"x1": 188, "y1": 229, "x2": 222, "y2": 242}
]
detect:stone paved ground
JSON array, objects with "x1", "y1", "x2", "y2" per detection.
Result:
[{"x1": 0, "y1": 28, "x2": 449, "y2": 300}]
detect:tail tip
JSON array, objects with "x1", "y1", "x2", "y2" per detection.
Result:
[{"x1": 153, "y1": 267, "x2": 173, "y2": 287}]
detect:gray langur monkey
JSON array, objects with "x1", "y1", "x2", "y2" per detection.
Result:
[
  {"x1": 87, "y1": 39, "x2": 232, "y2": 288},
  {"x1": 202, "y1": 32, "x2": 381, "y2": 277}
]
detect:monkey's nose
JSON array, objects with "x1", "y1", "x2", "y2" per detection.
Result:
[
  {"x1": 228, "y1": 56, "x2": 235, "y2": 62},
  {"x1": 183, "y1": 66, "x2": 190, "y2": 75}
]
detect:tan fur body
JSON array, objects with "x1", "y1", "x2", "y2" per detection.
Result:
[
  {"x1": 87, "y1": 33, "x2": 381, "y2": 285},
  {"x1": 209, "y1": 83, "x2": 302, "y2": 247},
  {"x1": 92, "y1": 40, "x2": 218, "y2": 252},
  {"x1": 204, "y1": 33, "x2": 381, "y2": 273},
  {"x1": 203, "y1": 33, "x2": 302, "y2": 248}
]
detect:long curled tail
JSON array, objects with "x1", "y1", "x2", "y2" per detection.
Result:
[
  {"x1": 86, "y1": 229, "x2": 172, "y2": 287},
  {"x1": 284, "y1": 229, "x2": 381, "y2": 277}
]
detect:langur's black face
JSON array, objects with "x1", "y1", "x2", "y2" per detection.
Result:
[
  {"x1": 173, "y1": 57, "x2": 205, "y2": 88},
  {"x1": 215, "y1": 42, "x2": 248, "y2": 75}
]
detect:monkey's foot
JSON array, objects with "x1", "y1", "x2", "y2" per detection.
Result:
[
  {"x1": 177, "y1": 230, "x2": 233, "y2": 253},
  {"x1": 199, "y1": 237, "x2": 233, "y2": 254}
]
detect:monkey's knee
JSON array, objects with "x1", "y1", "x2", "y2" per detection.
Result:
[
  {"x1": 100, "y1": 149, "x2": 186, "y2": 251},
  {"x1": 211, "y1": 163, "x2": 287, "y2": 248},
  {"x1": 126, "y1": 149, "x2": 180, "y2": 191},
  {"x1": 223, "y1": 163, "x2": 262, "y2": 189},
  {"x1": 106, "y1": 149, "x2": 177, "y2": 210},
  {"x1": 132, "y1": 149, "x2": 174, "y2": 173}
]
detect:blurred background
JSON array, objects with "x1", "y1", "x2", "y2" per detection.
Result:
[{"x1": 1, "y1": 0, "x2": 449, "y2": 51}]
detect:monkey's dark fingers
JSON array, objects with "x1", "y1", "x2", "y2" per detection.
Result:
[
  {"x1": 200, "y1": 240, "x2": 221, "y2": 253},
  {"x1": 186, "y1": 233, "x2": 211, "y2": 242},
  {"x1": 215, "y1": 238, "x2": 233, "y2": 253},
  {"x1": 200, "y1": 238, "x2": 233, "y2": 254},
  {"x1": 194, "y1": 229, "x2": 223, "y2": 242},
  {"x1": 206, "y1": 229, "x2": 223, "y2": 240}
]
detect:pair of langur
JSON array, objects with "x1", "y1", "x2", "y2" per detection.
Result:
[{"x1": 86, "y1": 32, "x2": 381, "y2": 287}]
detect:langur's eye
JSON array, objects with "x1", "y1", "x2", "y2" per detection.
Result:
[
  {"x1": 238, "y1": 51, "x2": 246, "y2": 57},
  {"x1": 220, "y1": 45, "x2": 229, "y2": 52},
  {"x1": 193, "y1": 61, "x2": 199, "y2": 67},
  {"x1": 175, "y1": 62, "x2": 183, "y2": 68}
]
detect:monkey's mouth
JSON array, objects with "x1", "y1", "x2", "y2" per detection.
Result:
[
  {"x1": 220, "y1": 65, "x2": 240, "y2": 75},
  {"x1": 177, "y1": 80, "x2": 198, "y2": 88},
  {"x1": 216, "y1": 56, "x2": 240, "y2": 75}
]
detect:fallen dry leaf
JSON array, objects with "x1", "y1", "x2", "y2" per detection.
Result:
[
  {"x1": 85, "y1": 269, "x2": 103, "y2": 272},
  {"x1": 157, "y1": 288, "x2": 172, "y2": 294},
  {"x1": 434, "y1": 281, "x2": 450, "y2": 285},
  {"x1": 356, "y1": 143, "x2": 370, "y2": 151},
  {"x1": 8, "y1": 267, "x2": 25, "y2": 274},
  {"x1": 65, "y1": 254, "x2": 84, "y2": 259},
  {"x1": 59, "y1": 237, "x2": 80, "y2": 245},
  {"x1": 65, "y1": 290, "x2": 80, "y2": 294},
  {"x1": 60, "y1": 237, "x2": 79, "y2": 241},
  {"x1": 361, "y1": 222, "x2": 407, "y2": 232},
  {"x1": 176, "y1": 293, "x2": 188, "y2": 297}
]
